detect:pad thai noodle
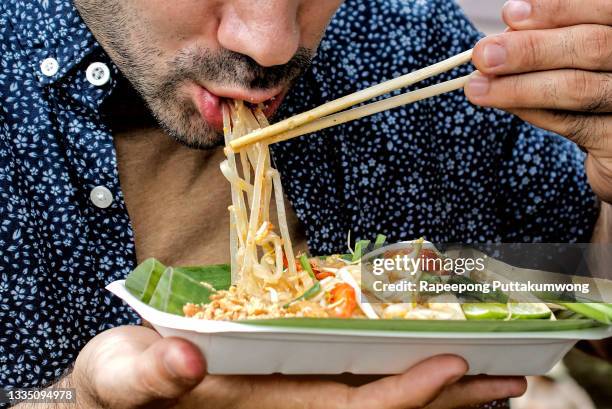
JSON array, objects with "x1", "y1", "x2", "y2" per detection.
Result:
[{"x1": 181, "y1": 101, "x2": 469, "y2": 321}]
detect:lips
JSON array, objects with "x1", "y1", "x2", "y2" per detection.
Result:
[
  {"x1": 194, "y1": 85, "x2": 285, "y2": 131},
  {"x1": 196, "y1": 87, "x2": 225, "y2": 130}
]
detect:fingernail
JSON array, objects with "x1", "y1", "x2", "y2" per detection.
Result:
[
  {"x1": 467, "y1": 75, "x2": 490, "y2": 97},
  {"x1": 504, "y1": 0, "x2": 532, "y2": 22},
  {"x1": 483, "y1": 43, "x2": 507, "y2": 68}
]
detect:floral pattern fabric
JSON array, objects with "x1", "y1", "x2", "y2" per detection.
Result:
[{"x1": 0, "y1": 0, "x2": 598, "y2": 405}]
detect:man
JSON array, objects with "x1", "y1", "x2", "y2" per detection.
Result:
[{"x1": 1, "y1": 0, "x2": 610, "y2": 408}]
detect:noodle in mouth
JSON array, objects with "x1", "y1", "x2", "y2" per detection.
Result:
[{"x1": 220, "y1": 101, "x2": 313, "y2": 302}]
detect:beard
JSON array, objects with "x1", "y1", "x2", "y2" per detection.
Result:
[
  {"x1": 75, "y1": 0, "x2": 312, "y2": 149},
  {"x1": 143, "y1": 46, "x2": 313, "y2": 149}
]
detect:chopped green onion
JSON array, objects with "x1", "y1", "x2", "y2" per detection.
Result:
[
  {"x1": 299, "y1": 254, "x2": 316, "y2": 280},
  {"x1": 374, "y1": 234, "x2": 387, "y2": 249},
  {"x1": 283, "y1": 282, "x2": 322, "y2": 308},
  {"x1": 352, "y1": 240, "x2": 371, "y2": 262}
]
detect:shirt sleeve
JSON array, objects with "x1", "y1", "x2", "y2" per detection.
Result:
[{"x1": 496, "y1": 118, "x2": 599, "y2": 242}]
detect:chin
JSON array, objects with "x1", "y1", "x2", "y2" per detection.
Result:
[
  {"x1": 153, "y1": 106, "x2": 225, "y2": 150},
  {"x1": 165, "y1": 125, "x2": 225, "y2": 150}
]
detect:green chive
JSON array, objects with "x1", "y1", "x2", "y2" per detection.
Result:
[
  {"x1": 374, "y1": 234, "x2": 387, "y2": 249},
  {"x1": 283, "y1": 282, "x2": 322, "y2": 308},
  {"x1": 299, "y1": 254, "x2": 316, "y2": 280},
  {"x1": 353, "y1": 240, "x2": 371, "y2": 262}
]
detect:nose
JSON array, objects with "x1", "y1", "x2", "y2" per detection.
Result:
[{"x1": 217, "y1": 1, "x2": 301, "y2": 67}]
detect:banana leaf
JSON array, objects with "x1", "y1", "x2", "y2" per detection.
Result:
[
  {"x1": 125, "y1": 258, "x2": 166, "y2": 304},
  {"x1": 238, "y1": 317, "x2": 603, "y2": 332},
  {"x1": 127, "y1": 263, "x2": 231, "y2": 315},
  {"x1": 124, "y1": 260, "x2": 606, "y2": 331}
]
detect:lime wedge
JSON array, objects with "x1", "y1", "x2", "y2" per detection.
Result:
[
  {"x1": 462, "y1": 303, "x2": 509, "y2": 320},
  {"x1": 509, "y1": 303, "x2": 552, "y2": 320}
]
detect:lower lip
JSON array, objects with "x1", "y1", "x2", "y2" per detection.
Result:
[
  {"x1": 195, "y1": 87, "x2": 225, "y2": 131},
  {"x1": 194, "y1": 87, "x2": 285, "y2": 131}
]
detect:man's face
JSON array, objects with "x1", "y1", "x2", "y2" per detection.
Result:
[{"x1": 74, "y1": 0, "x2": 343, "y2": 148}]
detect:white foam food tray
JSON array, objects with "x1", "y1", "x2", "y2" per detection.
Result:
[{"x1": 107, "y1": 280, "x2": 612, "y2": 376}]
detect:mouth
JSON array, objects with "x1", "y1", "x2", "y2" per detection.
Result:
[{"x1": 194, "y1": 84, "x2": 286, "y2": 131}]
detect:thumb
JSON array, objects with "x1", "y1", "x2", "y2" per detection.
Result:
[
  {"x1": 126, "y1": 337, "x2": 207, "y2": 407},
  {"x1": 76, "y1": 326, "x2": 207, "y2": 409}
]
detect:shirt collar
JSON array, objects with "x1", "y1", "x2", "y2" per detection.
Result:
[{"x1": 6, "y1": 0, "x2": 118, "y2": 109}]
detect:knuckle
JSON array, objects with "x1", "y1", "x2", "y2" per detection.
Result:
[
  {"x1": 521, "y1": 74, "x2": 557, "y2": 107},
  {"x1": 542, "y1": 76, "x2": 559, "y2": 104},
  {"x1": 542, "y1": 0, "x2": 570, "y2": 27},
  {"x1": 567, "y1": 70, "x2": 591, "y2": 93},
  {"x1": 592, "y1": 116, "x2": 609, "y2": 141},
  {"x1": 520, "y1": 33, "x2": 545, "y2": 67},
  {"x1": 600, "y1": 73, "x2": 612, "y2": 112},
  {"x1": 605, "y1": 2, "x2": 612, "y2": 22},
  {"x1": 566, "y1": 71, "x2": 605, "y2": 111},
  {"x1": 580, "y1": 26, "x2": 612, "y2": 67},
  {"x1": 557, "y1": 112, "x2": 595, "y2": 147}
]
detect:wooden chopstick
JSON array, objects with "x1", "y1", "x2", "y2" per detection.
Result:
[
  {"x1": 228, "y1": 49, "x2": 473, "y2": 152},
  {"x1": 263, "y1": 74, "x2": 472, "y2": 147}
]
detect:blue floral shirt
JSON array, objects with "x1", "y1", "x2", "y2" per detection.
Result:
[{"x1": 0, "y1": 0, "x2": 599, "y2": 394}]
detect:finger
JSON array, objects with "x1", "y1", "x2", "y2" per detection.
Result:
[
  {"x1": 425, "y1": 376, "x2": 527, "y2": 409},
  {"x1": 85, "y1": 327, "x2": 207, "y2": 409},
  {"x1": 507, "y1": 108, "x2": 612, "y2": 151},
  {"x1": 126, "y1": 337, "x2": 207, "y2": 406},
  {"x1": 473, "y1": 25, "x2": 612, "y2": 75},
  {"x1": 348, "y1": 355, "x2": 468, "y2": 409},
  {"x1": 502, "y1": 0, "x2": 612, "y2": 30},
  {"x1": 465, "y1": 70, "x2": 612, "y2": 113}
]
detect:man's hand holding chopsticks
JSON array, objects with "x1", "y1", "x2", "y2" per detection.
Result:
[{"x1": 466, "y1": 0, "x2": 612, "y2": 202}]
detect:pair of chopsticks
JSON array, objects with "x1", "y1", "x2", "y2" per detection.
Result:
[{"x1": 228, "y1": 49, "x2": 474, "y2": 152}]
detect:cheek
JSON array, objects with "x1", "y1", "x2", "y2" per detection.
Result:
[{"x1": 298, "y1": 0, "x2": 343, "y2": 49}]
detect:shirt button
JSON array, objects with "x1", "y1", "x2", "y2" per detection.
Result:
[
  {"x1": 90, "y1": 186, "x2": 114, "y2": 209},
  {"x1": 86, "y1": 62, "x2": 111, "y2": 86},
  {"x1": 40, "y1": 57, "x2": 59, "y2": 77}
]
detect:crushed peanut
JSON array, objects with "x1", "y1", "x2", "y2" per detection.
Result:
[{"x1": 183, "y1": 286, "x2": 330, "y2": 321}]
